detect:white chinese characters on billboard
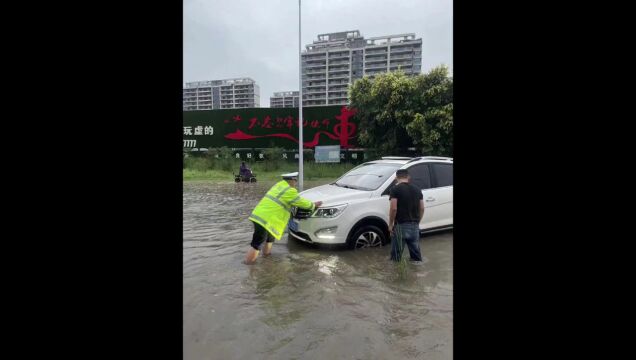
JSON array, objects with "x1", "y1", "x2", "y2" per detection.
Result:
[{"x1": 183, "y1": 126, "x2": 214, "y2": 148}]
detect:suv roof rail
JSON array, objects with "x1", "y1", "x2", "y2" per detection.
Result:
[
  {"x1": 381, "y1": 156, "x2": 413, "y2": 160},
  {"x1": 407, "y1": 156, "x2": 453, "y2": 163}
]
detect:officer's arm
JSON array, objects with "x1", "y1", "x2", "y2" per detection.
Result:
[{"x1": 284, "y1": 188, "x2": 316, "y2": 211}]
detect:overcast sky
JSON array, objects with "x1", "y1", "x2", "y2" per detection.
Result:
[{"x1": 184, "y1": 0, "x2": 452, "y2": 107}]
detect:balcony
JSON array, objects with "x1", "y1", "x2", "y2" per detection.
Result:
[
  {"x1": 304, "y1": 57, "x2": 327, "y2": 64},
  {"x1": 365, "y1": 70, "x2": 386, "y2": 77},
  {"x1": 328, "y1": 75, "x2": 349, "y2": 81},
  {"x1": 365, "y1": 50, "x2": 388, "y2": 56},
  {"x1": 328, "y1": 88, "x2": 348, "y2": 93},
  {"x1": 305, "y1": 74, "x2": 327, "y2": 80},
  {"x1": 304, "y1": 101, "x2": 327, "y2": 105},
  {"x1": 303, "y1": 54, "x2": 326, "y2": 61},
  {"x1": 389, "y1": 64, "x2": 414, "y2": 70},
  {"x1": 304, "y1": 69, "x2": 326, "y2": 75},
  {"x1": 329, "y1": 67, "x2": 349, "y2": 73},
  {"x1": 305, "y1": 88, "x2": 326, "y2": 94},
  {"x1": 365, "y1": 63, "x2": 388, "y2": 70},
  {"x1": 390, "y1": 47, "x2": 414, "y2": 54},
  {"x1": 390, "y1": 54, "x2": 418, "y2": 60},
  {"x1": 328, "y1": 53, "x2": 350, "y2": 60},
  {"x1": 305, "y1": 62, "x2": 327, "y2": 69},
  {"x1": 365, "y1": 57, "x2": 387, "y2": 63},
  {"x1": 329, "y1": 63, "x2": 349, "y2": 69},
  {"x1": 303, "y1": 75, "x2": 327, "y2": 83},
  {"x1": 328, "y1": 100, "x2": 348, "y2": 105},
  {"x1": 305, "y1": 95, "x2": 326, "y2": 100},
  {"x1": 304, "y1": 69, "x2": 327, "y2": 76}
]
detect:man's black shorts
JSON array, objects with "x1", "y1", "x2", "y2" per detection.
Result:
[{"x1": 250, "y1": 221, "x2": 275, "y2": 250}]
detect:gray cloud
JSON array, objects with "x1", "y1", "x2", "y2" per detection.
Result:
[{"x1": 184, "y1": 0, "x2": 453, "y2": 107}]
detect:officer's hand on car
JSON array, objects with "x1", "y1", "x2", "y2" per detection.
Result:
[{"x1": 314, "y1": 201, "x2": 323, "y2": 208}]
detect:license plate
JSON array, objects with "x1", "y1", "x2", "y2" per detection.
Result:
[{"x1": 288, "y1": 219, "x2": 299, "y2": 232}]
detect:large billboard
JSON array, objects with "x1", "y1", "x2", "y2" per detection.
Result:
[{"x1": 183, "y1": 105, "x2": 358, "y2": 149}]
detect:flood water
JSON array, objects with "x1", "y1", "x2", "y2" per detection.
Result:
[{"x1": 183, "y1": 180, "x2": 453, "y2": 360}]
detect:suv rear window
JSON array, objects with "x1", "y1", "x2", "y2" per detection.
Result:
[
  {"x1": 431, "y1": 163, "x2": 453, "y2": 187},
  {"x1": 407, "y1": 164, "x2": 432, "y2": 190}
]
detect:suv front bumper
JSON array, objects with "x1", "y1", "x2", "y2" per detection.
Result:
[{"x1": 288, "y1": 216, "x2": 349, "y2": 245}]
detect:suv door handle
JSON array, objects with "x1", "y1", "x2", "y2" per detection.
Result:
[{"x1": 426, "y1": 197, "x2": 436, "y2": 202}]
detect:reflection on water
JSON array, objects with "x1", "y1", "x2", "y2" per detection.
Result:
[{"x1": 184, "y1": 180, "x2": 453, "y2": 360}]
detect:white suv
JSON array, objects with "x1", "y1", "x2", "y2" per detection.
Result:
[{"x1": 288, "y1": 156, "x2": 453, "y2": 249}]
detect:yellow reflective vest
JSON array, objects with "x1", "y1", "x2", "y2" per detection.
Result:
[{"x1": 249, "y1": 180, "x2": 315, "y2": 240}]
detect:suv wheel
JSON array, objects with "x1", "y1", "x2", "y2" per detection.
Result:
[{"x1": 347, "y1": 225, "x2": 386, "y2": 249}]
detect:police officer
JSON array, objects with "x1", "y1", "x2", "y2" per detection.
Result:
[{"x1": 244, "y1": 172, "x2": 322, "y2": 264}]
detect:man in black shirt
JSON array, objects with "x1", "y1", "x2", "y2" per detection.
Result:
[{"x1": 388, "y1": 168, "x2": 424, "y2": 261}]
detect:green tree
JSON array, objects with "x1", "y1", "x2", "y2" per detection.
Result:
[
  {"x1": 349, "y1": 65, "x2": 453, "y2": 156},
  {"x1": 406, "y1": 66, "x2": 453, "y2": 156},
  {"x1": 349, "y1": 70, "x2": 416, "y2": 154}
]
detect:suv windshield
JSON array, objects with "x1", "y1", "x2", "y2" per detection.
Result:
[{"x1": 334, "y1": 163, "x2": 402, "y2": 191}]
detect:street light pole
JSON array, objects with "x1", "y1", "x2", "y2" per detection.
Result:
[{"x1": 298, "y1": 0, "x2": 304, "y2": 191}]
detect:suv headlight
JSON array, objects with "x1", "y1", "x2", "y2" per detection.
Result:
[{"x1": 312, "y1": 204, "x2": 348, "y2": 218}]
